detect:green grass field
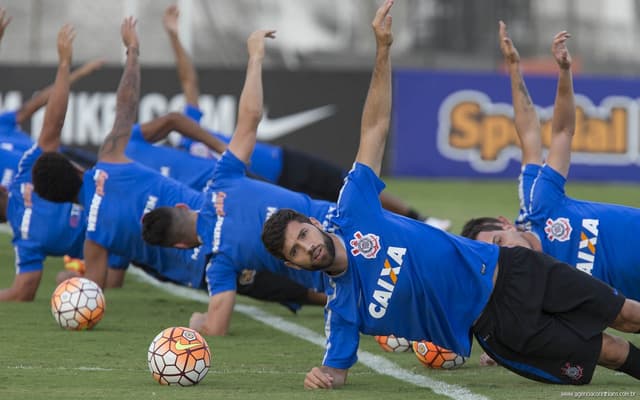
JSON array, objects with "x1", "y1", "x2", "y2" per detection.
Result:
[{"x1": 1, "y1": 178, "x2": 639, "y2": 400}]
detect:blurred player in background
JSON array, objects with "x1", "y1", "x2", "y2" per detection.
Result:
[
  {"x1": 162, "y1": 4, "x2": 450, "y2": 230},
  {"x1": 0, "y1": 22, "x2": 91, "y2": 301},
  {"x1": 462, "y1": 22, "x2": 640, "y2": 304},
  {"x1": 261, "y1": 1, "x2": 640, "y2": 388},
  {"x1": 142, "y1": 28, "x2": 334, "y2": 336},
  {"x1": 29, "y1": 17, "x2": 324, "y2": 316}
]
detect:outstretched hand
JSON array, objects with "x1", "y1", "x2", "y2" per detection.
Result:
[
  {"x1": 498, "y1": 20, "x2": 519, "y2": 64},
  {"x1": 0, "y1": 8, "x2": 11, "y2": 42},
  {"x1": 247, "y1": 29, "x2": 276, "y2": 60},
  {"x1": 551, "y1": 31, "x2": 572, "y2": 70},
  {"x1": 57, "y1": 24, "x2": 76, "y2": 63},
  {"x1": 372, "y1": 0, "x2": 393, "y2": 47},
  {"x1": 121, "y1": 16, "x2": 139, "y2": 51},
  {"x1": 163, "y1": 4, "x2": 179, "y2": 36}
]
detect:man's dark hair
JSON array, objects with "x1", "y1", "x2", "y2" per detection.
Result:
[
  {"x1": 32, "y1": 152, "x2": 83, "y2": 203},
  {"x1": 142, "y1": 207, "x2": 181, "y2": 247},
  {"x1": 0, "y1": 185, "x2": 8, "y2": 223},
  {"x1": 460, "y1": 217, "x2": 504, "y2": 239},
  {"x1": 262, "y1": 208, "x2": 311, "y2": 260}
]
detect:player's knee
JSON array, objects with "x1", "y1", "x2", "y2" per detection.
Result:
[
  {"x1": 599, "y1": 334, "x2": 628, "y2": 368},
  {"x1": 612, "y1": 299, "x2": 640, "y2": 331}
]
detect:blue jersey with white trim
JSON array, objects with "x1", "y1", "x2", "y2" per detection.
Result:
[
  {"x1": 0, "y1": 148, "x2": 22, "y2": 188},
  {"x1": 82, "y1": 161, "x2": 208, "y2": 288},
  {"x1": 519, "y1": 163, "x2": 640, "y2": 300},
  {"x1": 0, "y1": 111, "x2": 34, "y2": 152},
  {"x1": 197, "y1": 149, "x2": 333, "y2": 296},
  {"x1": 322, "y1": 163, "x2": 499, "y2": 368},
  {"x1": 7, "y1": 145, "x2": 85, "y2": 274},
  {"x1": 125, "y1": 124, "x2": 215, "y2": 191}
]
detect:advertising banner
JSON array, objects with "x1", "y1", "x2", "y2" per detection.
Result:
[
  {"x1": 0, "y1": 66, "x2": 371, "y2": 170},
  {"x1": 392, "y1": 69, "x2": 640, "y2": 182}
]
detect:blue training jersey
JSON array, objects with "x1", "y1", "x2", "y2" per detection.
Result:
[
  {"x1": 0, "y1": 111, "x2": 34, "y2": 152},
  {"x1": 519, "y1": 163, "x2": 640, "y2": 301},
  {"x1": 197, "y1": 149, "x2": 334, "y2": 296},
  {"x1": 124, "y1": 124, "x2": 216, "y2": 191},
  {"x1": 1, "y1": 148, "x2": 22, "y2": 188},
  {"x1": 180, "y1": 105, "x2": 284, "y2": 183},
  {"x1": 82, "y1": 161, "x2": 208, "y2": 288},
  {"x1": 323, "y1": 163, "x2": 499, "y2": 368},
  {"x1": 7, "y1": 145, "x2": 85, "y2": 274}
]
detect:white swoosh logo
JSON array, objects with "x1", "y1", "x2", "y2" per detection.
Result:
[{"x1": 256, "y1": 105, "x2": 336, "y2": 141}]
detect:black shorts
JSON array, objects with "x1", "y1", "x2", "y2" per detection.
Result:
[
  {"x1": 235, "y1": 269, "x2": 309, "y2": 304},
  {"x1": 277, "y1": 147, "x2": 347, "y2": 202},
  {"x1": 472, "y1": 246, "x2": 625, "y2": 385}
]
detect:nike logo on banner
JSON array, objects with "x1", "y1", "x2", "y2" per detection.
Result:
[
  {"x1": 256, "y1": 105, "x2": 336, "y2": 141},
  {"x1": 175, "y1": 341, "x2": 201, "y2": 351}
]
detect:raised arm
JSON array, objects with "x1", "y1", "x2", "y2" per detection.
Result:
[
  {"x1": 16, "y1": 59, "x2": 105, "y2": 126},
  {"x1": 499, "y1": 21, "x2": 542, "y2": 166},
  {"x1": 164, "y1": 4, "x2": 199, "y2": 107},
  {"x1": 98, "y1": 17, "x2": 140, "y2": 163},
  {"x1": 545, "y1": 31, "x2": 575, "y2": 178},
  {"x1": 354, "y1": 0, "x2": 394, "y2": 176},
  {"x1": 0, "y1": 8, "x2": 11, "y2": 45},
  {"x1": 37, "y1": 24, "x2": 75, "y2": 152},
  {"x1": 227, "y1": 30, "x2": 275, "y2": 164},
  {"x1": 139, "y1": 112, "x2": 227, "y2": 154}
]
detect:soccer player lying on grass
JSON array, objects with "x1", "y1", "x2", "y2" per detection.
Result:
[
  {"x1": 0, "y1": 23, "x2": 109, "y2": 301},
  {"x1": 140, "y1": 29, "x2": 341, "y2": 336},
  {"x1": 260, "y1": 0, "x2": 640, "y2": 388},
  {"x1": 161, "y1": 4, "x2": 450, "y2": 231},
  {"x1": 462, "y1": 23, "x2": 640, "y2": 324},
  {"x1": 28, "y1": 17, "x2": 319, "y2": 314}
]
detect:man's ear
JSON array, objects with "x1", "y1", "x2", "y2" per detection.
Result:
[
  {"x1": 284, "y1": 260, "x2": 302, "y2": 270},
  {"x1": 497, "y1": 215, "x2": 516, "y2": 230},
  {"x1": 309, "y1": 217, "x2": 323, "y2": 229},
  {"x1": 175, "y1": 203, "x2": 189, "y2": 210}
]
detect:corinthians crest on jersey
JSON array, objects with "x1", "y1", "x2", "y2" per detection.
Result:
[
  {"x1": 350, "y1": 231, "x2": 381, "y2": 259},
  {"x1": 544, "y1": 217, "x2": 572, "y2": 242}
]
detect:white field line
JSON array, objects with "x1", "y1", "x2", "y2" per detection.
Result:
[
  {"x1": 128, "y1": 266, "x2": 490, "y2": 400},
  {"x1": 0, "y1": 223, "x2": 11, "y2": 234}
]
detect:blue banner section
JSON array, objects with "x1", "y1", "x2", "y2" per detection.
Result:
[{"x1": 392, "y1": 69, "x2": 640, "y2": 182}]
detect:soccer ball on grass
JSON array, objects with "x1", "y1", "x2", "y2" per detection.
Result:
[
  {"x1": 51, "y1": 277, "x2": 105, "y2": 330},
  {"x1": 147, "y1": 326, "x2": 211, "y2": 386},
  {"x1": 374, "y1": 335, "x2": 412, "y2": 352},
  {"x1": 412, "y1": 340, "x2": 467, "y2": 369}
]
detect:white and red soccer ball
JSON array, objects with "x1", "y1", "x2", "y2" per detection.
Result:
[
  {"x1": 147, "y1": 326, "x2": 211, "y2": 386},
  {"x1": 51, "y1": 277, "x2": 105, "y2": 330},
  {"x1": 375, "y1": 334, "x2": 412, "y2": 353},
  {"x1": 412, "y1": 340, "x2": 467, "y2": 369}
]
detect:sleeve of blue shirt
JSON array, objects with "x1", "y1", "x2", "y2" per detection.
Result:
[
  {"x1": 529, "y1": 164, "x2": 567, "y2": 219},
  {"x1": 183, "y1": 104, "x2": 204, "y2": 123},
  {"x1": 515, "y1": 163, "x2": 542, "y2": 228},
  {"x1": 205, "y1": 256, "x2": 239, "y2": 295},
  {"x1": 336, "y1": 163, "x2": 386, "y2": 222},
  {"x1": 14, "y1": 145, "x2": 41, "y2": 186},
  {"x1": 129, "y1": 124, "x2": 146, "y2": 143},
  {"x1": 212, "y1": 150, "x2": 247, "y2": 183},
  {"x1": 322, "y1": 308, "x2": 360, "y2": 369}
]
